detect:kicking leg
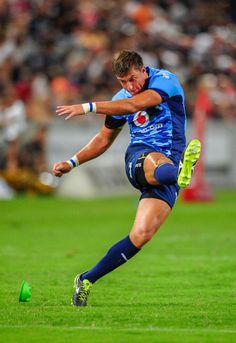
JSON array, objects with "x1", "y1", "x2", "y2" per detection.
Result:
[
  {"x1": 143, "y1": 152, "x2": 179, "y2": 186},
  {"x1": 143, "y1": 140, "x2": 201, "y2": 188}
]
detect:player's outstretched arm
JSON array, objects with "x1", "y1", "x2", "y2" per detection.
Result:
[
  {"x1": 56, "y1": 89, "x2": 162, "y2": 120},
  {"x1": 53, "y1": 125, "x2": 121, "y2": 177}
]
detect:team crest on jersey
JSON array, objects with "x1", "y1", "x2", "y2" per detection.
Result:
[{"x1": 133, "y1": 111, "x2": 149, "y2": 127}]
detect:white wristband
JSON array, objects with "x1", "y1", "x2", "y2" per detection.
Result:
[
  {"x1": 82, "y1": 102, "x2": 97, "y2": 114},
  {"x1": 66, "y1": 155, "x2": 80, "y2": 169}
]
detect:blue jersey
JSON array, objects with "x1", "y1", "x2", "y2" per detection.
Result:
[{"x1": 106, "y1": 66, "x2": 187, "y2": 164}]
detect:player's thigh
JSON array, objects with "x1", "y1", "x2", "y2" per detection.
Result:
[
  {"x1": 144, "y1": 152, "x2": 173, "y2": 185},
  {"x1": 130, "y1": 197, "x2": 171, "y2": 247}
]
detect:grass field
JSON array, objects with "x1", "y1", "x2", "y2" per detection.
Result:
[{"x1": 0, "y1": 190, "x2": 235, "y2": 343}]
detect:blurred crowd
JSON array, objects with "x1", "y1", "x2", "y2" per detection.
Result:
[{"x1": 0, "y1": 0, "x2": 236, "y2": 195}]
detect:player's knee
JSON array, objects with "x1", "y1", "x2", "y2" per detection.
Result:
[
  {"x1": 144, "y1": 173, "x2": 157, "y2": 185},
  {"x1": 132, "y1": 223, "x2": 160, "y2": 247},
  {"x1": 139, "y1": 229, "x2": 153, "y2": 244},
  {"x1": 144, "y1": 156, "x2": 174, "y2": 186}
]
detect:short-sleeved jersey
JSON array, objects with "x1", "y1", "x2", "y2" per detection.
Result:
[{"x1": 105, "y1": 66, "x2": 187, "y2": 164}]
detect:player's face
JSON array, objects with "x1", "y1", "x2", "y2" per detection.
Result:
[{"x1": 116, "y1": 66, "x2": 148, "y2": 96}]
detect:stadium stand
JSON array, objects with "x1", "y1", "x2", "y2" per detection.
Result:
[{"x1": 0, "y1": 0, "x2": 235, "y2": 196}]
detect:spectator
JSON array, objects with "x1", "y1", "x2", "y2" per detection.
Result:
[{"x1": 0, "y1": 85, "x2": 27, "y2": 171}]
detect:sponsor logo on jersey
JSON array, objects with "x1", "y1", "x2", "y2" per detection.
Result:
[
  {"x1": 133, "y1": 123, "x2": 163, "y2": 134},
  {"x1": 133, "y1": 111, "x2": 149, "y2": 127},
  {"x1": 160, "y1": 72, "x2": 170, "y2": 79}
]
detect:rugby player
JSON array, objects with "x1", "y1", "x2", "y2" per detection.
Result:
[{"x1": 53, "y1": 50, "x2": 201, "y2": 306}]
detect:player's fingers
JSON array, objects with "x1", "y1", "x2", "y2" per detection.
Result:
[
  {"x1": 65, "y1": 113, "x2": 74, "y2": 120},
  {"x1": 56, "y1": 105, "x2": 68, "y2": 111},
  {"x1": 53, "y1": 170, "x2": 63, "y2": 177},
  {"x1": 56, "y1": 109, "x2": 70, "y2": 116},
  {"x1": 53, "y1": 163, "x2": 64, "y2": 174},
  {"x1": 53, "y1": 162, "x2": 61, "y2": 170},
  {"x1": 56, "y1": 106, "x2": 71, "y2": 114}
]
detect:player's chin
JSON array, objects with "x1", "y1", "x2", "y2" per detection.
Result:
[{"x1": 131, "y1": 89, "x2": 141, "y2": 96}]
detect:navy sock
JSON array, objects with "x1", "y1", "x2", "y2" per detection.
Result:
[
  {"x1": 81, "y1": 236, "x2": 140, "y2": 283},
  {"x1": 154, "y1": 163, "x2": 178, "y2": 185}
]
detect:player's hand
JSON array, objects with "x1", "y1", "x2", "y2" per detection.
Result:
[
  {"x1": 56, "y1": 104, "x2": 84, "y2": 120},
  {"x1": 53, "y1": 161, "x2": 72, "y2": 177}
]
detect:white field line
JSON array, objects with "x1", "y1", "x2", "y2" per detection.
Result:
[{"x1": 0, "y1": 325, "x2": 235, "y2": 334}]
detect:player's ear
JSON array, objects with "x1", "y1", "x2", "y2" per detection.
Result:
[{"x1": 141, "y1": 66, "x2": 146, "y2": 74}]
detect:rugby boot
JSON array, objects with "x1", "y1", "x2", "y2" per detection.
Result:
[
  {"x1": 72, "y1": 274, "x2": 92, "y2": 306},
  {"x1": 177, "y1": 139, "x2": 201, "y2": 189}
]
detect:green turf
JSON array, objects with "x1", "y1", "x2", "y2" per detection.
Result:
[{"x1": 0, "y1": 190, "x2": 235, "y2": 342}]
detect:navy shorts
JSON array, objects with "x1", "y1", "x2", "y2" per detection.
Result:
[{"x1": 125, "y1": 145, "x2": 180, "y2": 208}]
